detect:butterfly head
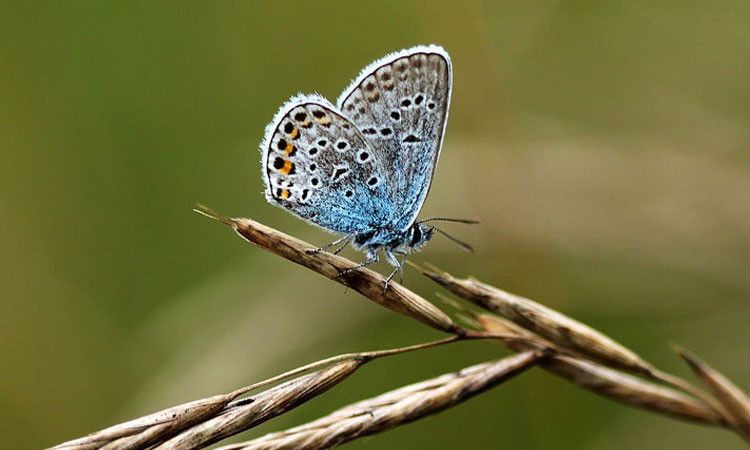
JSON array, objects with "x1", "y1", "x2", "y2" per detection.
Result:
[{"x1": 407, "y1": 223, "x2": 434, "y2": 251}]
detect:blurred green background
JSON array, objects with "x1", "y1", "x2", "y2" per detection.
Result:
[{"x1": 1, "y1": 1, "x2": 748, "y2": 449}]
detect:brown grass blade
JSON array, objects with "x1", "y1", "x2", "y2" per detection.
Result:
[
  {"x1": 153, "y1": 360, "x2": 361, "y2": 450},
  {"x1": 50, "y1": 215, "x2": 742, "y2": 448},
  {"x1": 676, "y1": 346, "x2": 750, "y2": 441},
  {"x1": 194, "y1": 205, "x2": 461, "y2": 334},
  {"x1": 478, "y1": 315, "x2": 726, "y2": 426},
  {"x1": 48, "y1": 393, "x2": 239, "y2": 450},
  {"x1": 51, "y1": 336, "x2": 471, "y2": 450},
  {"x1": 421, "y1": 265, "x2": 655, "y2": 375},
  {"x1": 215, "y1": 352, "x2": 542, "y2": 450},
  {"x1": 547, "y1": 356, "x2": 726, "y2": 426}
]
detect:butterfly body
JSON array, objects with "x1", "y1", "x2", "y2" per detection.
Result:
[
  {"x1": 259, "y1": 45, "x2": 452, "y2": 283},
  {"x1": 351, "y1": 221, "x2": 435, "y2": 258}
]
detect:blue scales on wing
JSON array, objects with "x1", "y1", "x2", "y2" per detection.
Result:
[
  {"x1": 336, "y1": 45, "x2": 452, "y2": 232},
  {"x1": 260, "y1": 95, "x2": 395, "y2": 235}
]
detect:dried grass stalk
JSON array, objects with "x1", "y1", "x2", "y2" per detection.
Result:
[
  {"x1": 154, "y1": 360, "x2": 361, "y2": 450},
  {"x1": 546, "y1": 356, "x2": 726, "y2": 425},
  {"x1": 478, "y1": 315, "x2": 726, "y2": 426},
  {"x1": 49, "y1": 338, "x2": 472, "y2": 450},
  {"x1": 52, "y1": 216, "x2": 746, "y2": 450},
  {"x1": 195, "y1": 206, "x2": 460, "y2": 334},
  {"x1": 421, "y1": 266, "x2": 656, "y2": 375},
  {"x1": 215, "y1": 351, "x2": 541, "y2": 450},
  {"x1": 50, "y1": 393, "x2": 242, "y2": 450},
  {"x1": 677, "y1": 347, "x2": 750, "y2": 441},
  {"x1": 423, "y1": 267, "x2": 726, "y2": 417}
]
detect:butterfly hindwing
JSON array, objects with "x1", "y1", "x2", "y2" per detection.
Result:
[
  {"x1": 337, "y1": 45, "x2": 452, "y2": 231},
  {"x1": 261, "y1": 95, "x2": 395, "y2": 234}
]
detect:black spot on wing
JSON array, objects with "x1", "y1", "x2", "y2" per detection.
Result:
[{"x1": 332, "y1": 167, "x2": 349, "y2": 181}]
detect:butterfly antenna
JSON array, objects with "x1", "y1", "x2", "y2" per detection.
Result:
[
  {"x1": 433, "y1": 227, "x2": 475, "y2": 253},
  {"x1": 418, "y1": 217, "x2": 479, "y2": 225}
]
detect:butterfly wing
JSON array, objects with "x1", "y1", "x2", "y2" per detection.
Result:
[
  {"x1": 337, "y1": 45, "x2": 452, "y2": 231},
  {"x1": 260, "y1": 95, "x2": 395, "y2": 235}
]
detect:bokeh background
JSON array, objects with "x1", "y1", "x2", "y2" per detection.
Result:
[{"x1": 2, "y1": 1, "x2": 749, "y2": 449}]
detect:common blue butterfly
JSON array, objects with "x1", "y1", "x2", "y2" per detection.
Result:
[{"x1": 260, "y1": 45, "x2": 470, "y2": 287}]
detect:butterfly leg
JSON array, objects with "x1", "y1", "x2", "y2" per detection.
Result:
[
  {"x1": 336, "y1": 250, "x2": 379, "y2": 278},
  {"x1": 383, "y1": 250, "x2": 404, "y2": 291},
  {"x1": 389, "y1": 249, "x2": 409, "y2": 284},
  {"x1": 397, "y1": 254, "x2": 407, "y2": 283},
  {"x1": 306, "y1": 235, "x2": 352, "y2": 255},
  {"x1": 332, "y1": 239, "x2": 351, "y2": 255}
]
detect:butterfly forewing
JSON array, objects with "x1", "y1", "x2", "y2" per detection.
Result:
[
  {"x1": 337, "y1": 46, "x2": 452, "y2": 231},
  {"x1": 261, "y1": 96, "x2": 394, "y2": 234}
]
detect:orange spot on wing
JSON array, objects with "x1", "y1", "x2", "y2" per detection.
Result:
[
  {"x1": 280, "y1": 189, "x2": 290, "y2": 199},
  {"x1": 279, "y1": 160, "x2": 294, "y2": 175},
  {"x1": 284, "y1": 142, "x2": 296, "y2": 155},
  {"x1": 290, "y1": 128, "x2": 300, "y2": 139}
]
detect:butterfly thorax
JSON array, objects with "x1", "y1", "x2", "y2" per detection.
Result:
[{"x1": 353, "y1": 222, "x2": 434, "y2": 254}]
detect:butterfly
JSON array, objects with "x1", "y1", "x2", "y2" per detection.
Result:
[{"x1": 260, "y1": 45, "x2": 473, "y2": 287}]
